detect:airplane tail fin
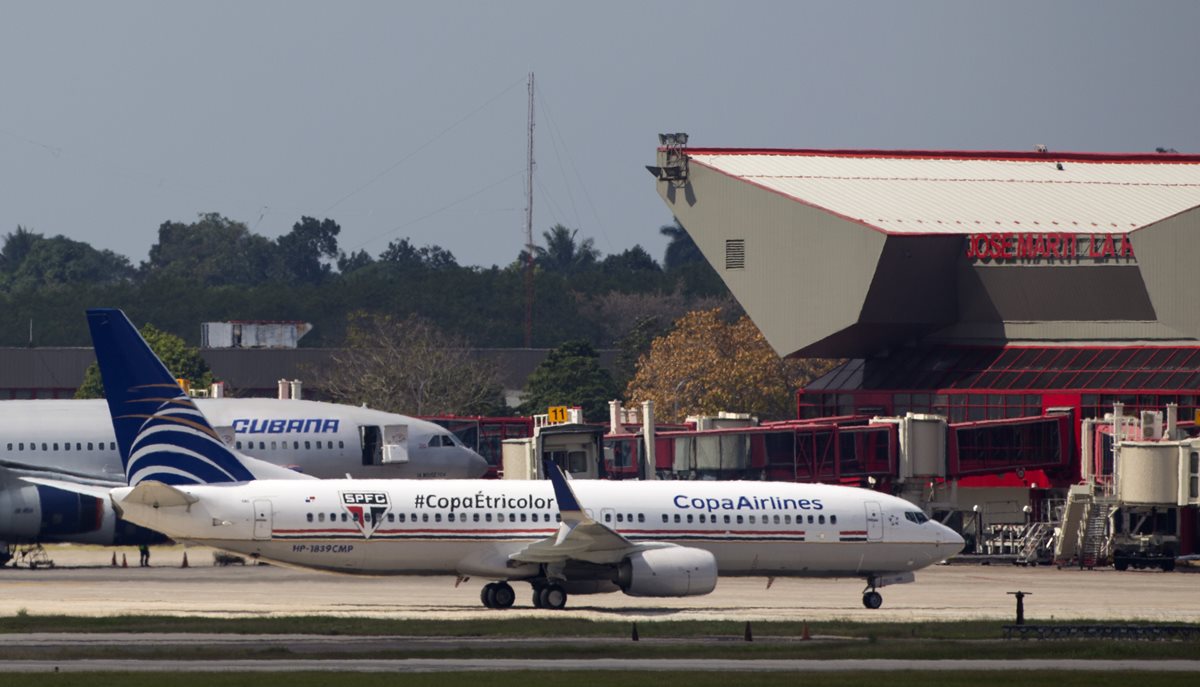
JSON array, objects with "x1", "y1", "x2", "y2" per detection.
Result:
[{"x1": 86, "y1": 308, "x2": 307, "y2": 486}]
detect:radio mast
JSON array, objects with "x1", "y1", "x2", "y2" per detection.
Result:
[{"x1": 522, "y1": 72, "x2": 536, "y2": 348}]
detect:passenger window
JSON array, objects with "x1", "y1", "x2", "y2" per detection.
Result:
[
  {"x1": 64, "y1": 443, "x2": 70, "y2": 452},
  {"x1": 5, "y1": 443, "x2": 10, "y2": 451},
  {"x1": 749, "y1": 515, "x2": 756, "y2": 524},
  {"x1": 387, "y1": 513, "x2": 394, "y2": 522},
  {"x1": 397, "y1": 514, "x2": 406, "y2": 523},
  {"x1": 784, "y1": 515, "x2": 791, "y2": 524},
  {"x1": 318, "y1": 513, "x2": 325, "y2": 522},
  {"x1": 236, "y1": 441, "x2": 242, "y2": 449},
  {"x1": 341, "y1": 513, "x2": 348, "y2": 522},
  {"x1": 774, "y1": 515, "x2": 781, "y2": 525},
  {"x1": 510, "y1": 513, "x2": 516, "y2": 522},
  {"x1": 638, "y1": 514, "x2": 645, "y2": 523},
  {"x1": 339, "y1": 441, "x2": 345, "y2": 449},
  {"x1": 698, "y1": 514, "x2": 705, "y2": 524},
  {"x1": 818, "y1": 515, "x2": 825, "y2": 524},
  {"x1": 555, "y1": 514, "x2": 561, "y2": 522},
  {"x1": 42, "y1": 443, "x2": 47, "y2": 451},
  {"x1": 316, "y1": 441, "x2": 323, "y2": 449},
  {"x1": 259, "y1": 442, "x2": 265, "y2": 450},
  {"x1": 662, "y1": 514, "x2": 669, "y2": 523},
  {"x1": 271, "y1": 442, "x2": 277, "y2": 450},
  {"x1": 305, "y1": 441, "x2": 311, "y2": 450},
  {"x1": 736, "y1": 515, "x2": 744, "y2": 524},
  {"x1": 686, "y1": 514, "x2": 693, "y2": 523},
  {"x1": 605, "y1": 513, "x2": 612, "y2": 522},
  {"x1": 422, "y1": 513, "x2": 429, "y2": 522},
  {"x1": 485, "y1": 513, "x2": 493, "y2": 522},
  {"x1": 53, "y1": 443, "x2": 59, "y2": 451},
  {"x1": 519, "y1": 513, "x2": 526, "y2": 522},
  {"x1": 293, "y1": 441, "x2": 299, "y2": 450},
  {"x1": 831, "y1": 515, "x2": 838, "y2": 525},
  {"x1": 434, "y1": 513, "x2": 442, "y2": 522},
  {"x1": 110, "y1": 442, "x2": 116, "y2": 450},
  {"x1": 673, "y1": 514, "x2": 681, "y2": 523},
  {"x1": 615, "y1": 513, "x2": 622, "y2": 523},
  {"x1": 87, "y1": 442, "x2": 93, "y2": 450},
  {"x1": 498, "y1": 513, "x2": 505, "y2": 523},
  {"x1": 76, "y1": 443, "x2": 82, "y2": 450},
  {"x1": 724, "y1": 515, "x2": 731, "y2": 524},
  {"x1": 808, "y1": 515, "x2": 814, "y2": 524},
  {"x1": 306, "y1": 513, "x2": 313, "y2": 522},
  {"x1": 473, "y1": 513, "x2": 480, "y2": 522},
  {"x1": 448, "y1": 513, "x2": 455, "y2": 522}
]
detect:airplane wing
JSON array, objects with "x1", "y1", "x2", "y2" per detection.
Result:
[
  {"x1": 18, "y1": 475, "x2": 117, "y2": 499},
  {"x1": 508, "y1": 460, "x2": 641, "y2": 566},
  {"x1": 0, "y1": 459, "x2": 125, "y2": 488}
]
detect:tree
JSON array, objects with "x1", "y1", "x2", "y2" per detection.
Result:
[
  {"x1": 272, "y1": 216, "x2": 341, "y2": 284},
  {"x1": 534, "y1": 224, "x2": 598, "y2": 274},
  {"x1": 337, "y1": 249, "x2": 374, "y2": 274},
  {"x1": 624, "y1": 309, "x2": 838, "y2": 422},
  {"x1": 141, "y1": 213, "x2": 274, "y2": 286},
  {"x1": 0, "y1": 228, "x2": 134, "y2": 291},
  {"x1": 76, "y1": 323, "x2": 214, "y2": 398},
  {"x1": 659, "y1": 218, "x2": 705, "y2": 271},
  {"x1": 601, "y1": 245, "x2": 660, "y2": 275},
  {"x1": 379, "y1": 238, "x2": 458, "y2": 270},
  {"x1": 520, "y1": 340, "x2": 619, "y2": 422},
  {"x1": 315, "y1": 311, "x2": 501, "y2": 415}
]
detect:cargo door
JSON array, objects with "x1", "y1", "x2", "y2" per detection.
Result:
[
  {"x1": 252, "y1": 499, "x2": 272, "y2": 540},
  {"x1": 865, "y1": 501, "x2": 883, "y2": 541}
]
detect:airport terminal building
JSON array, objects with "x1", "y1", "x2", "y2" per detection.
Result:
[{"x1": 652, "y1": 143, "x2": 1200, "y2": 561}]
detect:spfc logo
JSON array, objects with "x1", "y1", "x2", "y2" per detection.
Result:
[{"x1": 340, "y1": 491, "x2": 390, "y2": 538}]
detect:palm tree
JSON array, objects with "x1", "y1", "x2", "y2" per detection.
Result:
[
  {"x1": 659, "y1": 219, "x2": 704, "y2": 271},
  {"x1": 535, "y1": 224, "x2": 598, "y2": 274}
]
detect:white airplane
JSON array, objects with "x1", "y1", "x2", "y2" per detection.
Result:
[
  {"x1": 56, "y1": 308, "x2": 963, "y2": 610},
  {"x1": 0, "y1": 393, "x2": 488, "y2": 557}
]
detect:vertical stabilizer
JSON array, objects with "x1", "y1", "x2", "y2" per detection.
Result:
[{"x1": 86, "y1": 308, "x2": 305, "y2": 486}]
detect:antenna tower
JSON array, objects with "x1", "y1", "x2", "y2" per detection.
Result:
[{"x1": 523, "y1": 72, "x2": 536, "y2": 348}]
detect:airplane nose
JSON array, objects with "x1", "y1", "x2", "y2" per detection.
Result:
[
  {"x1": 939, "y1": 524, "x2": 966, "y2": 556},
  {"x1": 463, "y1": 449, "x2": 490, "y2": 478}
]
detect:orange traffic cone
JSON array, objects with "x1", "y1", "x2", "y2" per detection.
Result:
[
  {"x1": 181, "y1": 552, "x2": 189, "y2": 568},
  {"x1": 121, "y1": 553, "x2": 128, "y2": 568},
  {"x1": 801, "y1": 621, "x2": 811, "y2": 641},
  {"x1": 111, "y1": 552, "x2": 117, "y2": 567}
]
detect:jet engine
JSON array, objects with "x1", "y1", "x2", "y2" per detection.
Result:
[
  {"x1": 0, "y1": 480, "x2": 163, "y2": 546},
  {"x1": 616, "y1": 546, "x2": 718, "y2": 597}
]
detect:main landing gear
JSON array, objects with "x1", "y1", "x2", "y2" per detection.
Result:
[
  {"x1": 532, "y1": 582, "x2": 568, "y2": 610},
  {"x1": 862, "y1": 578, "x2": 884, "y2": 609},
  {"x1": 480, "y1": 580, "x2": 569, "y2": 610},
  {"x1": 481, "y1": 582, "x2": 515, "y2": 609}
]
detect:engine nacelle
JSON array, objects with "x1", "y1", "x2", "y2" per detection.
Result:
[
  {"x1": 616, "y1": 546, "x2": 718, "y2": 597},
  {"x1": 0, "y1": 481, "x2": 163, "y2": 546}
]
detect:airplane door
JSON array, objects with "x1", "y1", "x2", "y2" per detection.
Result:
[
  {"x1": 381, "y1": 424, "x2": 409, "y2": 464},
  {"x1": 865, "y1": 501, "x2": 883, "y2": 541},
  {"x1": 360, "y1": 426, "x2": 382, "y2": 465},
  {"x1": 253, "y1": 499, "x2": 272, "y2": 540}
]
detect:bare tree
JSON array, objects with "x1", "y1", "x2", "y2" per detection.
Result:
[{"x1": 315, "y1": 312, "x2": 502, "y2": 416}]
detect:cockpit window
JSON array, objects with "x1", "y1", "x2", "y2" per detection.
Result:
[{"x1": 904, "y1": 511, "x2": 929, "y2": 524}]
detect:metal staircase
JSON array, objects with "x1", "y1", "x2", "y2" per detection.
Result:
[
  {"x1": 1054, "y1": 489, "x2": 1089, "y2": 564},
  {"x1": 1017, "y1": 521, "x2": 1053, "y2": 565},
  {"x1": 1078, "y1": 501, "x2": 1112, "y2": 569}
]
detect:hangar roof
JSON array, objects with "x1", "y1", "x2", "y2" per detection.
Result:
[{"x1": 685, "y1": 149, "x2": 1200, "y2": 236}]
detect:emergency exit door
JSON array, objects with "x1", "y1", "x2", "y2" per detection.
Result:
[
  {"x1": 253, "y1": 499, "x2": 272, "y2": 540},
  {"x1": 865, "y1": 501, "x2": 883, "y2": 541}
]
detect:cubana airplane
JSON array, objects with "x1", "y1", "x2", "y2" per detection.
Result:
[
  {"x1": 54, "y1": 308, "x2": 963, "y2": 610},
  {"x1": 0, "y1": 380, "x2": 487, "y2": 558}
]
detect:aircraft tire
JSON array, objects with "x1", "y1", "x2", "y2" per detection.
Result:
[
  {"x1": 862, "y1": 591, "x2": 883, "y2": 609},
  {"x1": 481, "y1": 583, "x2": 498, "y2": 609},
  {"x1": 492, "y1": 582, "x2": 516, "y2": 609},
  {"x1": 540, "y1": 584, "x2": 568, "y2": 610}
]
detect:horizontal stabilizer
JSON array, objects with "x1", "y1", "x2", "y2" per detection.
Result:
[
  {"x1": 118, "y1": 480, "x2": 199, "y2": 508},
  {"x1": 18, "y1": 475, "x2": 117, "y2": 499}
]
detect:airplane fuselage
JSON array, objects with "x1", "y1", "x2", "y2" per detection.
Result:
[{"x1": 114, "y1": 478, "x2": 961, "y2": 580}]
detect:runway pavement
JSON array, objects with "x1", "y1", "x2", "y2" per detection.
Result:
[
  {"x1": 4, "y1": 658, "x2": 1200, "y2": 673},
  {"x1": 1, "y1": 544, "x2": 1198, "y2": 622}
]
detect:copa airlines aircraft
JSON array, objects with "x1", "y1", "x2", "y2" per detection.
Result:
[
  {"x1": 0, "y1": 388, "x2": 487, "y2": 554},
  {"x1": 58, "y1": 309, "x2": 963, "y2": 610}
]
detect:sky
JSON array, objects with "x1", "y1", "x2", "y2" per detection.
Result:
[{"x1": 1, "y1": 1, "x2": 1198, "y2": 269}]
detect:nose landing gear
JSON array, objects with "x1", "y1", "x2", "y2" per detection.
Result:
[{"x1": 862, "y1": 577, "x2": 884, "y2": 609}]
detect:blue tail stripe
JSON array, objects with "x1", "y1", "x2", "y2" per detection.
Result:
[{"x1": 126, "y1": 451, "x2": 244, "y2": 485}]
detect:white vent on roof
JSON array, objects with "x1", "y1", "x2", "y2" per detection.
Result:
[{"x1": 725, "y1": 239, "x2": 745, "y2": 270}]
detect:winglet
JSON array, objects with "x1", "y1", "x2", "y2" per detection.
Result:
[{"x1": 543, "y1": 458, "x2": 588, "y2": 527}]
